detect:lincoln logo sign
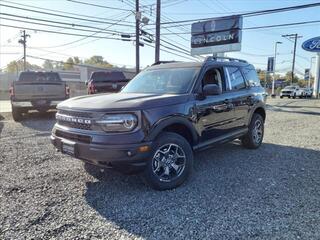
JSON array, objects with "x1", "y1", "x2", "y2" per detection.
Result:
[
  {"x1": 302, "y1": 37, "x2": 320, "y2": 52},
  {"x1": 191, "y1": 16, "x2": 243, "y2": 55}
]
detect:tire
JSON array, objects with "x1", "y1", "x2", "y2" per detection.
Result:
[
  {"x1": 142, "y1": 132, "x2": 193, "y2": 191},
  {"x1": 280, "y1": 96, "x2": 283, "y2": 99},
  {"x1": 288, "y1": 96, "x2": 291, "y2": 98},
  {"x1": 12, "y1": 106, "x2": 22, "y2": 122},
  {"x1": 241, "y1": 113, "x2": 264, "y2": 149},
  {"x1": 293, "y1": 94, "x2": 296, "y2": 99}
]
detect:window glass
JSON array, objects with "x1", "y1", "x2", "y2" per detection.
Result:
[
  {"x1": 122, "y1": 68, "x2": 199, "y2": 94},
  {"x1": 202, "y1": 68, "x2": 226, "y2": 92},
  {"x1": 242, "y1": 66, "x2": 261, "y2": 87},
  {"x1": 18, "y1": 72, "x2": 61, "y2": 82},
  {"x1": 226, "y1": 67, "x2": 246, "y2": 90}
]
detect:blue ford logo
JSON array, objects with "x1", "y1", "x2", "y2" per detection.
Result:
[{"x1": 302, "y1": 37, "x2": 320, "y2": 52}]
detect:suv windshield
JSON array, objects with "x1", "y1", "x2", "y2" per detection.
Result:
[
  {"x1": 18, "y1": 72, "x2": 61, "y2": 82},
  {"x1": 121, "y1": 68, "x2": 199, "y2": 94},
  {"x1": 284, "y1": 86, "x2": 296, "y2": 90}
]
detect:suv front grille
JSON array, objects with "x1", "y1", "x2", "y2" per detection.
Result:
[
  {"x1": 58, "y1": 120, "x2": 92, "y2": 130},
  {"x1": 56, "y1": 110, "x2": 93, "y2": 130},
  {"x1": 55, "y1": 130, "x2": 91, "y2": 143}
]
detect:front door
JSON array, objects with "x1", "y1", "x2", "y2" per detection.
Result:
[{"x1": 195, "y1": 67, "x2": 236, "y2": 142}]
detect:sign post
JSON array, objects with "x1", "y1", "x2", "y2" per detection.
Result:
[
  {"x1": 315, "y1": 53, "x2": 320, "y2": 98},
  {"x1": 267, "y1": 57, "x2": 275, "y2": 97},
  {"x1": 302, "y1": 37, "x2": 320, "y2": 98}
]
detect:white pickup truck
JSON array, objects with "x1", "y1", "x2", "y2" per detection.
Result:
[{"x1": 10, "y1": 71, "x2": 69, "y2": 121}]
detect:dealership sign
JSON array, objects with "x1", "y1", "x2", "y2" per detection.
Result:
[
  {"x1": 302, "y1": 37, "x2": 320, "y2": 52},
  {"x1": 191, "y1": 16, "x2": 243, "y2": 55}
]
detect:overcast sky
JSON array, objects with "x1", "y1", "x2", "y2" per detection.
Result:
[{"x1": 1, "y1": 0, "x2": 320, "y2": 76}]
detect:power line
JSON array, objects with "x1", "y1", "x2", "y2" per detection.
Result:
[
  {"x1": 0, "y1": 3, "x2": 135, "y2": 27},
  {"x1": 1, "y1": 0, "x2": 135, "y2": 23},
  {"x1": 66, "y1": 0, "x2": 132, "y2": 12},
  {"x1": 0, "y1": 16, "x2": 127, "y2": 36},
  {"x1": 144, "y1": 42, "x2": 197, "y2": 62},
  {"x1": 145, "y1": 19, "x2": 320, "y2": 35},
  {"x1": 156, "y1": 2, "x2": 320, "y2": 26},
  {"x1": 29, "y1": 13, "x2": 134, "y2": 49},
  {"x1": 0, "y1": 13, "x2": 127, "y2": 35},
  {"x1": 0, "y1": 23, "x2": 134, "y2": 41}
]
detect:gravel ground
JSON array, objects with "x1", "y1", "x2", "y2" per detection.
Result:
[{"x1": 1, "y1": 98, "x2": 320, "y2": 240}]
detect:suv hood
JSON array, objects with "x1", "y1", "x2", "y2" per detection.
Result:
[{"x1": 58, "y1": 92, "x2": 190, "y2": 111}]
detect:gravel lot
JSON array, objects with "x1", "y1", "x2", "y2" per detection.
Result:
[{"x1": 1, "y1": 98, "x2": 320, "y2": 239}]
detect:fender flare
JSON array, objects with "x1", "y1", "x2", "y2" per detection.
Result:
[
  {"x1": 248, "y1": 104, "x2": 266, "y2": 124},
  {"x1": 145, "y1": 116, "x2": 198, "y2": 144}
]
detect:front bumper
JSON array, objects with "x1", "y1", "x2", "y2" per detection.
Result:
[
  {"x1": 51, "y1": 132, "x2": 153, "y2": 169},
  {"x1": 280, "y1": 92, "x2": 293, "y2": 97},
  {"x1": 11, "y1": 100, "x2": 64, "y2": 108}
]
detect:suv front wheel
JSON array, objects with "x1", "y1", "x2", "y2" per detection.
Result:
[
  {"x1": 142, "y1": 132, "x2": 193, "y2": 190},
  {"x1": 241, "y1": 113, "x2": 264, "y2": 149}
]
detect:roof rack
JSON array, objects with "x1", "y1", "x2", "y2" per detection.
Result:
[
  {"x1": 205, "y1": 56, "x2": 248, "y2": 63},
  {"x1": 152, "y1": 61, "x2": 178, "y2": 66}
]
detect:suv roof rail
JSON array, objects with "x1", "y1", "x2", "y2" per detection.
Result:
[
  {"x1": 205, "y1": 56, "x2": 248, "y2": 64},
  {"x1": 152, "y1": 61, "x2": 178, "y2": 66}
]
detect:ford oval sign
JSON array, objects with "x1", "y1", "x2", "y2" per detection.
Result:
[{"x1": 302, "y1": 37, "x2": 320, "y2": 52}]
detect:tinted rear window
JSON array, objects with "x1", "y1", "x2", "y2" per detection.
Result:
[
  {"x1": 91, "y1": 71, "x2": 127, "y2": 82},
  {"x1": 242, "y1": 65, "x2": 261, "y2": 87},
  {"x1": 18, "y1": 72, "x2": 62, "y2": 82}
]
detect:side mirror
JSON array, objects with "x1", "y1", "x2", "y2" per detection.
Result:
[{"x1": 203, "y1": 84, "x2": 221, "y2": 96}]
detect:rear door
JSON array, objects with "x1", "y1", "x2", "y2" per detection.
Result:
[
  {"x1": 14, "y1": 72, "x2": 66, "y2": 100},
  {"x1": 224, "y1": 66, "x2": 252, "y2": 129}
]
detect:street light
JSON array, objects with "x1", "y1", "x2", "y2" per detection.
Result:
[{"x1": 272, "y1": 41, "x2": 282, "y2": 97}]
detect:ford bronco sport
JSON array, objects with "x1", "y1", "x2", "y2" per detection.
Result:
[{"x1": 51, "y1": 57, "x2": 267, "y2": 190}]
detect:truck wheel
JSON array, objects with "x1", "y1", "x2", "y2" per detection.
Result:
[
  {"x1": 241, "y1": 113, "x2": 264, "y2": 149},
  {"x1": 12, "y1": 106, "x2": 22, "y2": 122},
  {"x1": 280, "y1": 96, "x2": 283, "y2": 99},
  {"x1": 142, "y1": 132, "x2": 193, "y2": 191},
  {"x1": 293, "y1": 94, "x2": 296, "y2": 99}
]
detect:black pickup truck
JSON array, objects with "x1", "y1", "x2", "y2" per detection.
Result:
[
  {"x1": 51, "y1": 57, "x2": 267, "y2": 190},
  {"x1": 86, "y1": 71, "x2": 130, "y2": 94}
]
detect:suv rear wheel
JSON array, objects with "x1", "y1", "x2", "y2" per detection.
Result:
[
  {"x1": 142, "y1": 132, "x2": 193, "y2": 190},
  {"x1": 241, "y1": 113, "x2": 264, "y2": 149}
]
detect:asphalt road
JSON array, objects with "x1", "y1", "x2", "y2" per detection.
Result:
[{"x1": 0, "y1": 98, "x2": 320, "y2": 239}]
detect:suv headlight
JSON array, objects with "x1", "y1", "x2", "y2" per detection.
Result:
[{"x1": 96, "y1": 113, "x2": 138, "y2": 132}]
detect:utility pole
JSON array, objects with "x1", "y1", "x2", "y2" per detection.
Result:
[
  {"x1": 18, "y1": 30, "x2": 30, "y2": 71},
  {"x1": 135, "y1": 0, "x2": 140, "y2": 74},
  {"x1": 282, "y1": 33, "x2": 302, "y2": 85},
  {"x1": 155, "y1": 0, "x2": 161, "y2": 63}
]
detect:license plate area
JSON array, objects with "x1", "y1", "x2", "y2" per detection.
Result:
[
  {"x1": 62, "y1": 140, "x2": 76, "y2": 156},
  {"x1": 36, "y1": 99, "x2": 47, "y2": 105}
]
